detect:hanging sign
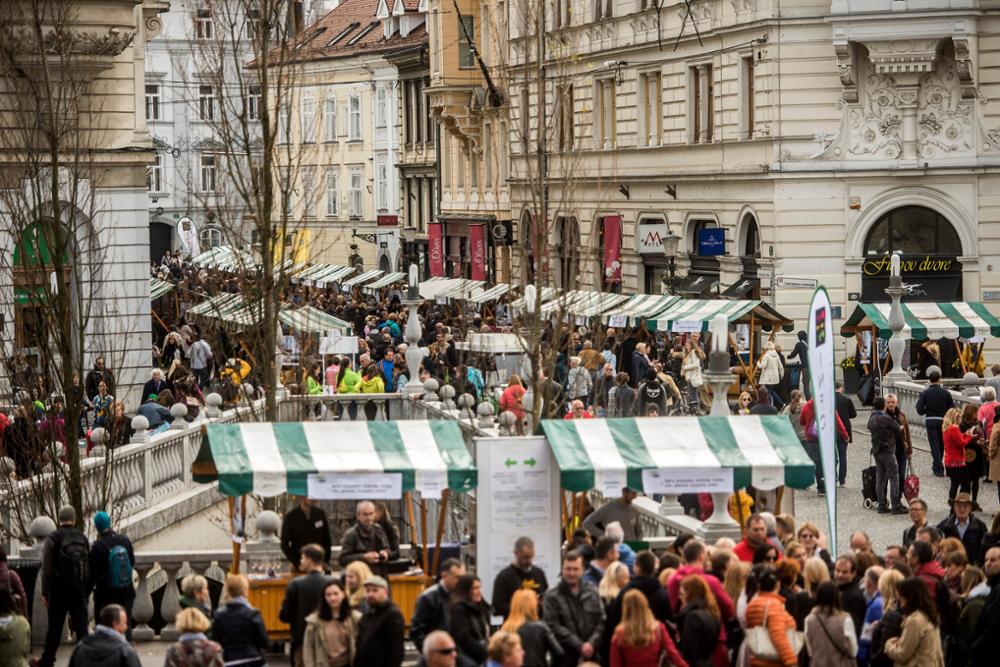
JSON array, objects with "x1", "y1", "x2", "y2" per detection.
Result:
[
  {"x1": 470, "y1": 224, "x2": 487, "y2": 281},
  {"x1": 178, "y1": 217, "x2": 200, "y2": 258},
  {"x1": 603, "y1": 215, "x2": 623, "y2": 284},
  {"x1": 307, "y1": 473, "x2": 402, "y2": 499},
  {"x1": 697, "y1": 228, "x2": 725, "y2": 256},
  {"x1": 636, "y1": 223, "x2": 670, "y2": 254},
  {"x1": 428, "y1": 222, "x2": 444, "y2": 277}
]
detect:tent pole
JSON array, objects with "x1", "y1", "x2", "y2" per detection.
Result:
[
  {"x1": 575, "y1": 493, "x2": 585, "y2": 534},
  {"x1": 775, "y1": 486, "x2": 784, "y2": 515},
  {"x1": 228, "y1": 496, "x2": 240, "y2": 574},
  {"x1": 420, "y1": 498, "x2": 429, "y2": 575},
  {"x1": 955, "y1": 340, "x2": 967, "y2": 375},
  {"x1": 561, "y1": 491, "x2": 572, "y2": 543},
  {"x1": 404, "y1": 492, "x2": 419, "y2": 550},
  {"x1": 151, "y1": 309, "x2": 170, "y2": 335},
  {"x1": 432, "y1": 490, "x2": 449, "y2": 577}
]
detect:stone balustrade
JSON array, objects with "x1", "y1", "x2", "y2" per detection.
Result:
[{"x1": 890, "y1": 378, "x2": 982, "y2": 438}]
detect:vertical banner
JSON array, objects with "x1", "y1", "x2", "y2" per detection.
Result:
[
  {"x1": 428, "y1": 221, "x2": 444, "y2": 277},
  {"x1": 470, "y1": 224, "x2": 487, "y2": 281},
  {"x1": 807, "y1": 287, "x2": 838, "y2": 557},
  {"x1": 603, "y1": 215, "x2": 622, "y2": 284}
]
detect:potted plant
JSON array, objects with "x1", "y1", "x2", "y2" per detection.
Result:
[{"x1": 841, "y1": 356, "x2": 860, "y2": 393}]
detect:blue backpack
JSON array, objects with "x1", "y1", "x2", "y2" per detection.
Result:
[{"x1": 107, "y1": 544, "x2": 133, "y2": 589}]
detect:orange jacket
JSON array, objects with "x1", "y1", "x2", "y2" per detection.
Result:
[{"x1": 744, "y1": 591, "x2": 799, "y2": 667}]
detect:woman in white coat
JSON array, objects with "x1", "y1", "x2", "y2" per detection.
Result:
[
  {"x1": 757, "y1": 341, "x2": 785, "y2": 410},
  {"x1": 681, "y1": 342, "x2": 704, "y2": 412}
]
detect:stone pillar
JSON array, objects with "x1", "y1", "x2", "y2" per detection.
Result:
[
  {"x1": 699, "y1": 492, "x2": 741, "y2": 541},
  {"x1": 132, "y1": 561, "x2": 156, "y2": 641},
  {"x1": 897, "y1": 85, "x2": 920, "y2": 160},
  {"x1": 169, "y1": 403, "x2": 188, "y2": 430},
  {"x1": 658, "y1": 494, "x2": 684, "y2": 516},
  {"x1": 159, "y1": 562, "x2": 183, "y2": 640},
  {"x1": 885, "y1": 253, "x2": 909, "y2": 385}
]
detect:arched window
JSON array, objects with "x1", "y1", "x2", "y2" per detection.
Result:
[
  {"x1": 742, "y1": 215, "x2": 761, "y2": 258},
  {"x1": 200, "y1": 226, "x2": 222, "y2": 249},
  {"x1": 689, "y1": 218, "x2": 719, "y2": 255},
  {"x1": 864, "y1": 206, "x2": 961, "y2": 256}
]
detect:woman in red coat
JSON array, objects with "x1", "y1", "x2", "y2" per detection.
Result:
[
  {"x1": 610, "y1": 590, "x2": 688, "y2": 667},
  {"x1": 943, "y1": 407, "x2": 973, "y2": 502},
  {"x1": 499, "y1": 375, "x2": 527, "y2": 434}
]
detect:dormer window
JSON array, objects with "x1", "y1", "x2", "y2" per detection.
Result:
[
  {"x1": 327, "y1": 22, "x2": 360, "y2": 46},
  {"x1": 347, "y1": 21, "x2": 379, "y2": 45}
]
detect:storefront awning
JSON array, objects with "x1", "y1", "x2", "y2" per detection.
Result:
[
  {"x1": 602, "y1": 294, "x2": 681, "y2": 326},
  {"x1": 840, "y1": 302, "x2": 1000, "y2": 341},
  {"x1": 364, "y1": 272, "x2": 407, "y2": 290},
  {"x1": 541, "y1": 416, "x2": 814, "y2": 495},
  {"x1": 278, "y1": 306, "x2": 352, "y2": 334},
  {"x1": 720, "y1": 278, "x2": 758, "y2": 299},
  {"x1": 468, "y1": 283, "x2": 511, "y2": 304},
  {"x1": 419, "y1": 277, "x2": 464, "y2": 299},
  {"x1": 678, "y1": 275, "x2": 719, "y2": 296},
  {"x1": 150, "y1": 278, "x2": 174, "y2": 301},
  {"x1": 540, "y1": 290, "x2": 589, "y2": 316},
  {"x1": 187, "y1": 292, "x2": 246, "y2": 318},
  {"x1": 566, "y1": 292, "x2": 630, "y2": 318},
  {"x1": 194, "y1": 421, "x2": 477, "y2": 497},
  {"x1": 341, "y1": 269, "x2": 384, "y2": 288},
  {"x1": 647, "y1": 299, "x2": 794, "y2": 333},
  {"x1": 437, "y1": 279, "x2": 486, "y2": 300},
  {"x1": 191, "y1": 246, "x2": 255, "y2": 272}
]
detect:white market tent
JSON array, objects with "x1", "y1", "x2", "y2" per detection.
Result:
[
  {"x1": 601, "y1": 294, "x2": 681, "y2": 326},
  {"x1": 364, "y1": 272, "x2": 407, "y2": 290},
  {"x1": 341, "y1": 269, "x2": 384, "y2": 288}
]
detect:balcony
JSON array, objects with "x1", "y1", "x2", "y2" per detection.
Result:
[{"x1": 427, "y1": 84, "x2": 485, "y2": 150}]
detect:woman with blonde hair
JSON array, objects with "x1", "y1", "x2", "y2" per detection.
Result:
[
  {"x1": 211, "y1": 574, "x2": 268, "y2": 667},
  {"x1": 610, "y1": 589, "x2": 688, "y2": 667},
  {"x1": 803, "y1": 556, "x2": 832, "y2": 596},
  {"x1": 736, "y1": 391, "x2": 753, "y2": 415},
  {"x1": 499, "y1": 590, "x2": 562, "y2": 667},
  {"x1": 599, "y1": 561, "x2": 630, "y2": 606},
  {"x1": 486, "y1": 631, "x2": 526, "y2": 667},
  {"x1": 164, "y1": 607, "x2": 223, "y2": 667},
  {"x1": 724, "y1": 561, "x2": 751, "y2": 608},
  {"x1": 343, "y1": 561, "x2": 374, "y2": 610},
  {"x1": 943, "y1": 406, "x2": 974, "y2": 502},
  {"x1": 869, "y1": 569, "x2": 905, "y2": 667},
  {"x1": 797, "y1": 522, "x2": 834, "y2": 570}
]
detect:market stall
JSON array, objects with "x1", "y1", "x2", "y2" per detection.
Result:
[
  {"x1": 192, "y1": 420, "x2": 478, "y2": 633},
  {"x1": 601, "y1": 294, "x2": 680, "y2": 327}
]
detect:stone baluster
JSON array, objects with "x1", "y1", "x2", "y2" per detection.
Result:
[
  {"x1": 205, "y1": 393, "x2": 223, "y2": 419},
  {"x1": 423, "y1": 378, "x2": 440, "y2": 403},
  {"x1": 159, "y1": 561, "x2": 184, "y2": 640},
  {"x1": 439, "y1": 384, "x2": 457, "y2": 412},
  {"x1": 130, "y1": 415, "x2": 150, "y2": 444},
  {"x1": 169, "y1": 403, "x2": 189, "y2": 429},
  {"x1": 498, "y1": 411, "x2": 517, "y2": 436},
  {"x1": 131, "y1": 561, "x2": 157, "y2": 641},
  {"x1": 476, "y1": 402, "x2": 495, "y2": 430},
  {"x1": 375, "y1": 399, "x2": 387, "y2": 421},
  {"x1": 457, "y1": 393, "x2": 475, "y2": 421}
]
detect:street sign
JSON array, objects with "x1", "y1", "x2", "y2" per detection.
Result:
[{"x1": 775, "y1": 276, "x2": 818, "y2": 289}]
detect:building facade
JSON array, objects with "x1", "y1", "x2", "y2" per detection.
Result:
[{"x1": 507, "y1": 0, "x2": 1000, "y2": 355}]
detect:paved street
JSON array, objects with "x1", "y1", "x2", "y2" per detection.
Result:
[{"x1": 795, "y1": 403, "x2": 999, "y2": 555}]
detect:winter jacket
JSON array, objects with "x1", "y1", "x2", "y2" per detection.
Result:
[
  {"x1": 887, "y1": 407, "x2": 913, "y2": 456},
  {"x1": 89, "y1": 530, "x2": 136, "y2": 603},
  {"x1": 279, "y1": 571, "x2": 333, "y2": 649},
  {"x1": 803, "y1": 610, "x2": 857, "y2": 667},
  {"x1": 336, "y1": 369, "x2": 361, "y2": 394},
  {"x1": 280, "y1": 505, "x2": 332, "y2": 564},
  {"x1": 915, "y1": 384, "x2": 954, "y2": 419},
  {"x1": 677, "y1": 599, "x2": 725, "y2": 667},
  {"x1": 990, "y1": 427, "x2": 1000, "y2": 482},
  {"x1": 601, "y1": 575, "x2": 673, "y2": 663},
  {"x1": 630, "y1": 351, "x2": 652, "y2": 387},
  {"x1": 954, "y1": 581, "x2": 989, "y2": 667},
  {"x1": 163, "y1": 634, "x2": 224, "y2": 667},
  {"x1": 869, "y1": 607, "x2": 904, "y2": 667},
  {"x1": 355, "y1": 600, "x2": 406, "y2": 667},
  {"x1": 800, "y1": 400, "x2": 850, "y2": 442},
  {"x1": 607, "y1": 384, "x2": 635, "y2": 418},
  {"x1": 68, "y1": 627, "x2": 141, "y2": 667},
  {"x1": 499, "y1": 384, "x2": 526, "y2": 420},
  {"x1": 609, "y1": 622, "x2": 688, "y2": 667},
  {"x1": 338, "y1": 523, "x2": 395, "y2": 566},
  {"x1": 666, "y1": 565, "x2": 735, "y2": 618},
  {"x1": 835, "y1": 392, "x2": 858, "y2": 441},
  {"x1": 744, "y1": 591, "x2": 799, "y2": 667},
  {"x1": 913, "y1": 561, "x2": 947, "y2": 600},
  {"x1": 838, "y1": 581, "x2": 866, "y2": 641},
  {"x1": 359, "y1": 375, "x2": 385, "y2": 393},
  {"x1": 491, "y1": 564, "x2": 549, "y2": 619},
  {"x1": 0, "y1": 563, "x2": 27, "y2": 617},
  {"x1": 969, "y1": 574, "x2": 1000, "y2": 665},
  {"x1": 868, "y1": 410, "x2": 902, "y2": 456},
  {"x1": 212, "y1": 600, "x2": 269, "y2": 666},
  {"x1": 592, "y1": 372, "x2": 616, "y2": 411},
  {"x1": 301, "y1": 610, "x2": 361, "y2": 667},
  {"x1": 516, "y1": 619, "x2": 563, "y2": 667},
  {"x1": 682, "y1": 351, "x2": 704, "y2": 387},
  {"x1": 757, "y1": 350, "x2": 784, "y2": 386},
  {"x1": 0, "y1": 614, "x2": 29, "y2": 667},
  {"x1": 450, "y1": 599, "x2": 491, "y2": 665},
  {"x1": 566, "y1": 366, "x2": 592, "y2": 400},
  {"x1": 883, "y1": 610, "x2": 944, "y2": 667},
  {"x1": 936, "y1": 514, "x2": 988, "y2": 564},
  {"x1": 636, "y1": 379, "x2": 668, "y2": 416},
  {"x1": 409, "y1": 582, "x2": 451, "y2": 653},
  {"x1": 943, "y1": 424, "x2": 972, "y2": 468},
  {"x1": 542, "y1": 579, "x2": 605, "y2": 667}
]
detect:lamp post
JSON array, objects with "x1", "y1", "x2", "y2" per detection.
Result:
[
  {"x1": 660, "y1": 230, "x2": 681, "y2": 295},
  {"x1": 401, "y1": 226, "x2": 419, "y2": 273}
]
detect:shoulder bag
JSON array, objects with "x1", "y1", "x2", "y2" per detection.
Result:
[
  {"x1": 813, "y1": 612, "x2": 855, "y2": 661},
  {"x1": 746, "y1": 600, "x2": 804, "y2": 661}
]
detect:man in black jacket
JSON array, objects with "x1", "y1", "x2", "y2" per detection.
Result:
[
  {"x1": 280, "y1": 497, "x2": 331, "y2": 566},
  {"x1": 916, "y1": 370, "x2": 954, "y2": 476},
  {"x1": 834, "y1": 555, "x2": 866, "y2": 639},
  {"x1": 213, "y1": 574, "x2": 269, "y2": 666},
  {"x1": 834, "y1": 384, "x2": 857, "y2": 486},
  {"x1": 410, "y1": 558, "x2": 465, "y2": 653},
  {"x1": 868, "y1": 397, "x2": 907, "y2": 514},
  {"x1": 937, "y1": 493, "x2": 989, "y2": 564},
  {"x1": 357, "y1": 576, "x2": 406, "y2": 667},
  {"x1": 969, "y1": 546, "x2": 1000, "y2": 663},
  {"x1": 491, "y1": 536, "x2": 549, "y2": 619},
  {"x1": 279, "y1": 544, "x2": 332, "y2": 666},
  {"x1": 788, "y1": 331, "x2": 810, "y2": 399},
  {"x1": 600, "y1": 550, "x2": 668, "y2": 661},
  {"x1": 67, "y1": 604, "x2": 141, "y2": 667},
  {"x1": 542, "y1": 551, "x2": 604, "y2": 667},
  {"x1": 339, "y1": 500, "x2": 397, "y2": 567},
  {"x1": 88, "y1": 512, "x2": 135, "y2": 640},
  {"x1": 39, "y1": 505, "x2": 91, "y2": 667}
]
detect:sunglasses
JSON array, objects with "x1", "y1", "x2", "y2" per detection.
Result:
[{"x1": 433, "y1": 647, "x2": 458, "y2": 655}]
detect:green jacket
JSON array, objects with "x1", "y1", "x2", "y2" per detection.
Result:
[
  {"x1": 0, "y1": 615, "x2": 30, "y2": 667},
  {"x1": 338, "y1": 369, "x2": 361, "y2": 394},
  {"x1": 359, "y1": 376, "x2": 385, "y2": 394}
]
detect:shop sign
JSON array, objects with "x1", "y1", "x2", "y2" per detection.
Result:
[
  {"x1": 636, "y1": 223, "x2": 670, "y2": 254},
  {"x1": 603, "y1": 215, "x2": 623, "y2": 283},
  {"x1": 983, "y1": 290, "x2": 1000, "y2": 302},
  {"x1": 697, "y1": 228, "x2": 725, "y2": 256},
  {"x1": 775, "y1": 276, "x2": 818, "y2": 289},
  {"x1": 862, "y1": 255, "x2": 957, "y2": 276},
  {"x1": 376, "y1": 214, "x2": 398, "y2": 227},
  {"x1": 470, "y1": 224, "x2": 487, "y2": 281},
  {"x1": 428, "y1": 222, "x2": 444, "y2": 277}
]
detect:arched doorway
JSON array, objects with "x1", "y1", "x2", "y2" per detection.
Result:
[
  {"x1": 149, "y1": 220, "x2": 173, "y2": 263},
  {"x1": 723, "y1": 213, "x2": 761, "y2": 299},
  {"x1": 860, "y1": 205, "x2": 962, "y2": 302},
  {"x1": 684, "y1": 217, "x2": 721, "y2": 296}
]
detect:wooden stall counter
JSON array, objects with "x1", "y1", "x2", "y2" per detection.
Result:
[{"x1": 389, "y1": 574, "x2": 433, "y2": 629}]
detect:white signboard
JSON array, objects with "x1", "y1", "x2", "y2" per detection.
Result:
[
  {"x1": 177, "y1": 217, "x2": 200, "y2": 258},
  {"x1": 776, "y1": 276, "x2": 819, "y2": 289},
  {"x1": 476, "y1": 437, "x2": 560, "y2": 616},
  {"x1": 671, "y1": 320, "x2": 704, "y2": 333},
  {"x1": 642, "y1": 467, "x2": 733, "y2": 494},
  {"x1": 807, "y1": 287, "x2": 838, "y2": 558},
  {"x1": 319, "y1": 336, "x2": 359, "y2": 355},
  {"x1": 635, "y1": 223, "x2": 670, "y2": 254},
  {"x1": 307, "y1": 472, "x2": 402, "y2": 499},
  {"x1": 608, "y1": 315, "x2": 628, "y2": 328}
]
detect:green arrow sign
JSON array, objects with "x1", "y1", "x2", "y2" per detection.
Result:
[
  {"x1": 523, "y1": 458, "x2": 537, "y2": 467},
  {"x1": 504, "y1": 458, "x2": 516, "y2": 468}
]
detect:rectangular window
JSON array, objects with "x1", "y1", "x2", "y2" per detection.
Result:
[
  {"x1": 594, "y1": 0, "x2": 612, "y2": 20},
  {"x1": 148, "y1": 153, "x2": 162, "y2": 192},
  {"x1": 557, "y1": 83, "x2": 574, "y2": 151},
  {"x1": 145, "y1": 84, "x2": 160, "y2": 121},
  {"x1": 595, "y1": 78, "x2": 615, "y2": 149},
  {"x1": 195, "y1": 8, "x2": 213, "y2": 40},
  {"x1": 247, "y1": 85, "x2": 261, "y2": 121},
  {"x1": 302, "y1": 168, "x2": 316, "y2": 217},
  {"x1": 376, "y1": 158, "x2": 388, "y2": 210},
  {"x1": 458, "y1": 16, "x2": 475, "y2": 69},
  {"x1": 326, "y1": 170, "x2": 338, "y2": 216},
  {"x1": 554, "y1": 0, "x2": 570, "y2": 28},
  {"x1": 689, "y1": 64, "x2": 714, "y2": 143},
  {"x1": 741, "y1": 55, "x2": 755, "y2": 140},
  {"x1": 278, "y1": 103, "x2": 289, "y2": 143},
  {"x1": 640, "y1": 71, "x2": 662, "y2": 146},
  {"x1": 324, "y1": 97, "x2": 337, "y2": 141},
  {"x1": 520, "y1": 85, "x2": 530, "y2": 153},
  {"x1": 375, "y1": 86, "x2": 387, "y2": 128},
  {"x1": 199, "y1": 154, "x2": 217, "y2": 192},
  {"x1": 198, "y1": 84, "x2": 215, "y2": 121},
  {"x1": 350, "y1": 169, "x2": 363, "y2": 217},
  {"x1": 484, "y1": 122, "x2": 493, "y2": 187},
  {"x1": 282, "y1": 172, "x2": 292, "y2": 217},
  {"x1": 349, "y1": 95, "x2": 361, "y2": 139},
  {"x1": 300, "y1": 95, "x2": 316, "y2": 141}
]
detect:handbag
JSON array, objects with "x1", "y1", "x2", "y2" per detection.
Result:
[
  {"x1": 813, "y1": 612, "x2": 856, "y2": 661},
  {"x1": 903, "y1": 456, "x2": 920, "y2": 501},
  {"x1": 805, "y1": 418, "x2": 818, "y2": 441},
  {"x1": 746, "y1": 600, "x2": 804, "y2": 661}
]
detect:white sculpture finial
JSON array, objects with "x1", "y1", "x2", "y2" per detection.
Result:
[
  {"x1": 710, "y1": 314, "x2": 727, "y2": 354},
  {"x1": 890, "y1": 253, "x2": 901, "y2": 278},
  {"x1": 409, "y1": 263, "x2": 418, "y2": 288},
  {"x1": 524, "y1": 284, "x2": 537, "y2": 312}
]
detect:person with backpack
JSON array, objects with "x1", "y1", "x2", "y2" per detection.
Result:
[
  {"x1": 88, "y1": 511, "x2": 136, "y2": 640},
  {"x1": 38, "y1": 505, "x2": 91, "y2": 667},
  {"x1": 636, "y1": 369, "x2": 667, "y2": 418}
]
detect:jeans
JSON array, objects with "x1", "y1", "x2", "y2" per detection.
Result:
[
  {"x1": 926, "y1": 418, "x2": 945, "y2": 475},
  {"x1": 765, "y1": 384, "x2": 785, "y2": 410},
  {"x1": 836, "y1": 438, "x2": 849, "y2": 485},
  {"x1": 801, "y1": 367, "x2": 812, "y2": 400},
  {"x1": 874, "y1": 449, "x2": 900, "y2": 510},
  {"x1": 789, "y1": 367, "x2": 801, "y2": 393},
  {"x1": 947, "y1": 466, "x2": 969, "y2": 501},
  {"x1": 194, "y1": 367, "x2": 210, "y2": 389},
  {"x1": 804, "y1": 440, "x2": 824, "y2": 490},
  {"x1": 40, "y1": 591, "x2": 89, "y2": 667}
]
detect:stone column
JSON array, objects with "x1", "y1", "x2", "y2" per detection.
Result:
[
  {"x1": 897, "y1": 85, "x2": 920, "y2": 160},
  {"x1": 698, "y1": 64, "x2": 711, "y2": 143},
  {"x1": 132, "y1": 561, "x2": 156, "y2": 641}
]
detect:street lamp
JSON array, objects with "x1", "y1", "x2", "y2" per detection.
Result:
[{"x1": 660, "y1": 230, "x2": 681, "y2": 295}]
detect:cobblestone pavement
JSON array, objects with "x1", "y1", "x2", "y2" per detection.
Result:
[{"x1": 794, "y1": 403, "x2": 1000, "y2": 556}]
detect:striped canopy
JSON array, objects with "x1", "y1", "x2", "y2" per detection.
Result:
[
  {"x1": 840, "y1": 302, "x2": 1000, "y2": 341},
  {"x1": 541, "y1": 416, "x2": 814, "y2": 494},
  {"x1": 647, "y1": 299, "x2": 794, "y2": 332},
  {"x1": 341, "y1": 269, "x2": 384, "y2": 288},
  {"x1": 279, "y1": 306, "x2": 352, "y2": 334},
  {"x1": 468, "y1": 283, "x2": 511, "y2": 304},
  {"x1": 438, "y1": 279, "x2": 487, "y2": 300},
  {"x1": 567, "y1": 292, "x2": 630, "y2": 318},
  {"x1": 194, "y1": 421, "x2": 477, "y2": 498},
  {"x1": 364, "y1": 272, "x2": 407, "y2": 290},
  {"x1": 602, "y1": 294, "x2": 680, "y2": 325},
  {"x1": 150, "y1": 278, "x2": 174, "y2": 301},
  {"x1": 419, "y1": 277, "x2": 465, "y2": 299},
  {"x1": 510, "y1": 287, "x2": 559, "y2": 311}
]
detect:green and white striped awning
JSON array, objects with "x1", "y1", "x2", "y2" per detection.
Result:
[
  {"x1": 602, "y1": 294, "x2": 681, "y2": 326},
  {"x1": 279, "y1": 306, "x2": 352, "y2": 334},
  {"x1": 468, "y1": 283, "x2": 511, "y2": 304},
  {"x1": 341, "y1": 269, "x2": 384, "y2": 288},
  {"x1": 510, "y1": 287, "x2": 559, "y2": 311},
  {"x1": 840, "y1": 301, "x2": 1000, "y2": 341},
  {"x1": 438, "y1": 279, "x2": 487, "y2": 300},
  {"x1": 194, "y1": 421, "x2": 477, "y2": 498},
  {"x1": 364, "y1": 272, "x2": 407, "y2": 290},
  {"x1": 150, "y1": 278, "x2": 174, "y2": 301},
  {"x1": 541, "y1": 416, "x2": 814, "y2": 495},
  {"x1": 419, "y1": 277, "x2": 464, "y2": 299},
  {"x1": 647, "y1": 299, "x2": 794, "y2": 333},
  {"x1": 566, "y1": 292, "x2": 630, "y2": 318}
]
